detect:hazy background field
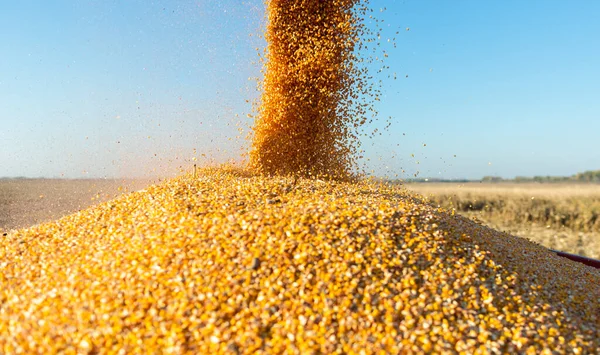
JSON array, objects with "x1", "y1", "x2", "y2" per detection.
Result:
[
  {"x1": 406, "y1": 182, "x2": 600, "y2": 259},
  {"x1": 0, "y1": 179, "x2": 153, "y2": 233}
]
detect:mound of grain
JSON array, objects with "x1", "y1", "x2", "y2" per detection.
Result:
[{"x1": 1, "y1": 168, "x2": 597, "y2": 353}]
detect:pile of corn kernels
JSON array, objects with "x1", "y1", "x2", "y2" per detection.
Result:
[
  {"x1": 2, "y1": 1, "x2": 598, "y2": 352},
  {"x1": 1, "y1": 168, "x2": 598, "y2": 353}
]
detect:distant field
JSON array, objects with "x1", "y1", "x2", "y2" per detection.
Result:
[
  {"x1": 0, "y1": 178, "x2": 154, "y2": 232},
  {"x1": 405, "y1": 182, "x2": 600, "y2": 259}
]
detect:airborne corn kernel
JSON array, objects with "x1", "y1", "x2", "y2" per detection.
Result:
[{"x1": 250, "y1": 0, "x2": 374, "y2": 178}]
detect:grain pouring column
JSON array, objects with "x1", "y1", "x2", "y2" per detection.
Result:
[{"x1": 250, "y1": 0, "x2": 368, "y2": 179}]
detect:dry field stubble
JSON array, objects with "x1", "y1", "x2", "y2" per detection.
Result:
[
  {"x1": 405, "y1": 183, "x2": 600, "y2": 259},
  {"x1": 0, "y1": 178, "x2": 153, "y2": 233}
]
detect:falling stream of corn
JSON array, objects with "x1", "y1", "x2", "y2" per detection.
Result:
[{"x1": 1, "y1": 0, "x2": 599, "y2": 354}]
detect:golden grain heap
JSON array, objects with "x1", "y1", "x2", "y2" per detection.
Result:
[
  {"x1": 250, "y1": 0, "x2": 374, "y2": 178},
  {"x1": 1, "y1": 169, "x2": 598, "y2": 353},
  {"x1": 1, "y1": 1, "x2": 599, "y2": 353}
]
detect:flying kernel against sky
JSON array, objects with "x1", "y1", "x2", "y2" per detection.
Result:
[{"x1": 1, "y1": 1, "x2": 599, "y2": 179}]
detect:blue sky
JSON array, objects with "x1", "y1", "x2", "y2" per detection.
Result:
[{"x1": 1, "y1": 0, "x2": 598, "y2": 179}]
